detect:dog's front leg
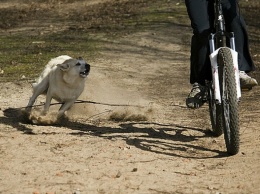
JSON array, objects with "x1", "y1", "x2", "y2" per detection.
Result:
[
  {"x1": 43, "y1": 91, "x2": 52, "y2": 115},
  {"x1": 57, "y1": 101, "x2": 74, "y2": 118}
]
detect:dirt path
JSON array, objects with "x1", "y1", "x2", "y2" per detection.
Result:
[{"x1": 0, "y1": 0, "x2": 260, "y2": 194}]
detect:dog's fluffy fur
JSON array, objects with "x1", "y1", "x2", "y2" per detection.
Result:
[{"x1": 26, "y1": 55, "x2": 90, "y2": 118}]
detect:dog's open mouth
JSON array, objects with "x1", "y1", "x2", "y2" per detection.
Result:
[
  {"x1": 77, "y1": 59, "x2": 90, "y2": 78},
  {"x1": 80, "y1": 70, "x2": 89, "y2": 77}
]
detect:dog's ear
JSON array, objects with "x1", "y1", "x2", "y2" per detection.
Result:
[{"x1": 59, "y1": 63, "x2": 70, "y2": 71}]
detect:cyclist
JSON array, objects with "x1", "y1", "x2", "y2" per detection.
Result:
[{"x1": 185, "y1": 0, "x2": 258, "y2": 109}]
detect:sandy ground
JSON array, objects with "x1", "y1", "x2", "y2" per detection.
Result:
[{"x1": 0, "y1": 0, "x2": 260, "y2": 194}]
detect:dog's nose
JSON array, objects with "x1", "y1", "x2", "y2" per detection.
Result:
[{"x1": 85, "y1": 64, "x2": 90, "y2": 72}]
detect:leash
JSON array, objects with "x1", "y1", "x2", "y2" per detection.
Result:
[{"x1": 17, "y1": 99, "x2": 146, "y2": 110}]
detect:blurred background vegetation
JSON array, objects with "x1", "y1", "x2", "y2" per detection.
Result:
[{"x1": 0, "y1": 0, "x2": 259, "y2": 82}]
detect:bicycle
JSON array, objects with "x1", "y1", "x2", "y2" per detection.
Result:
[{"x1": 207, "y1": 0, "x2": 241, "y2": 155}]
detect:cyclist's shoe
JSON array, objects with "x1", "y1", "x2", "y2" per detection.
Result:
[
  {"x1": 239, "y1": 71, "x2": 258, "y2": 90},
  {"x1": 186, "y1": 83, "x2": 207, "y2": 109}
]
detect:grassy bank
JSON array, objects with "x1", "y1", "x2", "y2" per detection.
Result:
[{"x1": 0, "y1": 0, "x2": 259, "y2": 82}]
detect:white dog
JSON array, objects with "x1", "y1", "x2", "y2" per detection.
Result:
[{"x1": 26, "y1": 55, "x2": 90, "y2": 118}]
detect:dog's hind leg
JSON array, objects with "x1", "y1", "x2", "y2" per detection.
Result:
[
  {"x1": 26, "y1": 79, "x2": 49, "y2": 112},
  {"x1": 26, "y1": 92, "x2": 42, "y2": 112}
]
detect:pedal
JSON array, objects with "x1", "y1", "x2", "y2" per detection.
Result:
[{"x1": 241, "y1": 86, "x2": 254, "y2": 91}]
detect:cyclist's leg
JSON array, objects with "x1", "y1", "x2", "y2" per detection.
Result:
[
  {"x1": 222, "y1": 0, "x2": 255, "y2": 72},
  {"x1": 222, "y1": 0, "x2": 257, "y2": 88},
  {"x1": 185, "y1": 0, "x2": 214, "y2": 108},
  {"x1": 185, "y1": 0, "x2": 214, "y2": 85}
]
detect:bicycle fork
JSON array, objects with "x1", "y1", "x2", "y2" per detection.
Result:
[{"x1": 209, "y1": 33, "x2": 241, "y2": 104}]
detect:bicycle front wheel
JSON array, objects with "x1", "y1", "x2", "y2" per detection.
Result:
[{"x1": 218, "y1": 47, "x2": 240, "y2": 155}]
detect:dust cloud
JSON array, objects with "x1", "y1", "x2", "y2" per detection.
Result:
[
  {"x1": 68, "y1": 71, "x2": 155, "y2": 122},
  {"x1": 25, "y1": 71, "x2": 157, "y2": 125}
]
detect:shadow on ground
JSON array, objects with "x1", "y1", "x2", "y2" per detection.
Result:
[{"x1": 3, "y1": 107, "x2": 226, "y2": 159}]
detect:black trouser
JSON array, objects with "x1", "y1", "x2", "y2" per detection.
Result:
[{"x1": 185, "y1": 0, "x2": 255, "y2": 85}]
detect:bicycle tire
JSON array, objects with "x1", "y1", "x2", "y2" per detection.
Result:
[
  {"x1": 218, "y1": 47, "x2": 240, "y2": 155},
  {"x1": 208, "y1": 83, "x2": 223, "y2": 137}
]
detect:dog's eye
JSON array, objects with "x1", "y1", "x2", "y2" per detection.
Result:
[{"x1": 76, "y1": 63, "x2": 81, "y2": 66}]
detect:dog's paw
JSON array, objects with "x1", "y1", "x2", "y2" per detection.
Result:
[
  {"x1": 39, "y1": 115, "x2": 58, "y2": 125},
  {"x1": 29, "y1": 114, "x2": 40, "y2": 124},
  {"x1": 28, "y1": 113, "x2": 57, "y2": 125}
]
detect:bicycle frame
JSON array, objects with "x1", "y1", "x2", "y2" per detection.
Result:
[
  {"x1": 209, "y1": 0, "x2": 236, "y2": 52},
  {"x1": 208, "y1": 0, "x2": 241, "y2": 104}
]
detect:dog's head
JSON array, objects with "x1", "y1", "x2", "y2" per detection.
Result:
[{"x1": 59, "y1": 57, "x2": 90, "y2": 78}]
